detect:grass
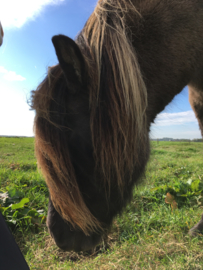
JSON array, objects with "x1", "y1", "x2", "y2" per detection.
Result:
[{"x1": 1, "y1": 138, "x2": 203, "y2": 269}]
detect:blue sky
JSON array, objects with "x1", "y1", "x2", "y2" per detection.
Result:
[{"x1": 0, "y1": 0, "x2": 201, "y2": 139}]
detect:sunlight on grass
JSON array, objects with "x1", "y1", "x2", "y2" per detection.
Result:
[{"x1": 1, "y1": 138, "x2": 203, "y2": 269}]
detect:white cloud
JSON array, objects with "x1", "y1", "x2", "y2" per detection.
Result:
[
  {"x1": 152, "y1": 111, "x2": 197, "y2": 127},
  {"x1": 0, "y1": 66, "x2": 26, "y2": 81},
  {"x1": 3, "y1": 71, "x2": 26, "y2": 81},
  {"x1": 0, "y1": 84, "x2": 34, "y2": 137},
  {"x1": 0, "y1": 66, "x2": 7, "y2": 73},
  {"x1": 0, "y1": 0, "x2": 65, "y2": 29},
  {"x1": 150, "y1": 124, "x2": 201, "y2": 140}
]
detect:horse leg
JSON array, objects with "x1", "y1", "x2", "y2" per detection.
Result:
[
  {"x1": 189, "y1": 86, "x2": 203, "y2": 136},
  {"x1": 188, "y1": 85, "x2": 203, "y2": 235}
]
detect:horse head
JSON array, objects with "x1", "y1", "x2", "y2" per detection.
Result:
[{"x1": 31, "y1": 33, "x2": 149, "y2": 251}]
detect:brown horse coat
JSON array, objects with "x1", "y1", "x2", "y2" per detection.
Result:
[{"x1": 32, "y1": 0, "x2": 203, "y2": 251}]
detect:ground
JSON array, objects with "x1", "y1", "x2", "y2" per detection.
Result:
[{"x1": 0, "y1": 137, "x2": 203, "y2": 269}]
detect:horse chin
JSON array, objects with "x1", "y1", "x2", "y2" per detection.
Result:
[{"x1": 47, "y1": 199, "x2": 102, "y2": 252}]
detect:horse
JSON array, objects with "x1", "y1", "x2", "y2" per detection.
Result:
[
  {"x1": 0, "y1": 21, "x2": 4, "y2": 46},
  {"x1": 31, "y1": 0, "x2": 203, "y2": 252}
]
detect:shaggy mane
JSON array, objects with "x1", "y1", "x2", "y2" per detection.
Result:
[
  {"x1": 32, "y1": 66, "x2": 101, "y2": 235},
  {"x1": 32, "y1": 0, "x2": 148, "y2": 235},
  {"x1": 83, "y1": 0, "x2": 147, "y2": 191}
]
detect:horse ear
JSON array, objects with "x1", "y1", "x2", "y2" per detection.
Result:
[{"x1": 52, "y1": 35, "x2": 86, "y2": 89}]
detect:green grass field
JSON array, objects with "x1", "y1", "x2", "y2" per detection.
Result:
[{"x1": 1, "y1": 137, "x2": 203, "y2": 269}]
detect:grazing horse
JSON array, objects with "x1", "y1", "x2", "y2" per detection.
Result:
[
  {"x1": 32, "y1": 0, "x2": 203, "y2": 252},
  {"x1": 0, "y1": 21, "x2": 4, "y2": 46}
]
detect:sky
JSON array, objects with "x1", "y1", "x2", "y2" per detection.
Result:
[{"x1": 0, "y1": 0, "x2": 201, "y2": 139}]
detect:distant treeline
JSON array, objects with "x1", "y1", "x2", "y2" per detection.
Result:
[
  {"x1": 0, "y1": 136, "x2": 202, "y2": 142},
  {"x1": 0, "y1": 136, "x2": 34, "y2": 138},
  {"x1": 151, "y1": 138, "x2": 203, "y2": 142}
]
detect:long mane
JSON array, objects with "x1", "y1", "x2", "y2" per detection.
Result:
[
  {"x1": 32, "y1": 65, "x2": 103, "y2": 235},
  {"x1": 32, "y1": 0, "x2": 148, "y2": 235},
  {"x1": 83, "y1": 0, "x2": 147, "y2": 191}
]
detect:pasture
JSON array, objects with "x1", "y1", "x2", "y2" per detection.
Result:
[{"x1": 0, "y1": 137, "x2": 203, "y2": 269}]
